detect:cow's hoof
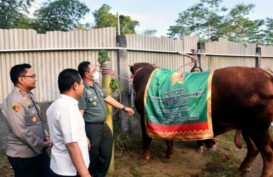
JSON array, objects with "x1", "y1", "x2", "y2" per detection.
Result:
[
  {"x1": 196, "y1": 146, "x2": 204, "y2": 154},
  {"x1": 208, "y1": 144, "x2": 217, "y2": 151},
  {"x1": 162, "y1": 157, "x2": 172, "y2": 163},
  {"x1": 140, "y1": 157, "x2": 150, "y2": 165},
  {"x1": 238, "y1": 167, "x2": 251, "y2": 176}
]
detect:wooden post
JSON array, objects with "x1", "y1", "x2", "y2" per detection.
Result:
[
  {"x1": 101, "y1": 61, "x2": 114, "y2": 175},
  {"x1": 191, "y1": 49, "x2": 198, "y2": 67},
  {"x1": 197, "y1": 42, "x2": 205, "y2": 68},
  {"x1": 255, "y1": 47, "x2": 261, "y2": 68}
]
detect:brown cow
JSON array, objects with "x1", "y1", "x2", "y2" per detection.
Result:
[{"x1": 130, "y1": 62, "x2": 273, "y2": 177}]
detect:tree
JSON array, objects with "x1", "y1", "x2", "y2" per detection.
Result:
[
  {"x1": 93, "y1": 4, "x2": 139, "y2": 35},
  {"x1": 0, "y1": 0, "x2": 34, "y2": 29},
  {"x1": 168, "y1": 0, "x2": 226, "y2": 41},
  {"x1": 167, "y1": 0, "x2": 266, "y2": 45},
  {"x1": 33, "y1": 0, "x2": 89, "y2": 33},
  {"x1": 119, "y1": 14, "x2": 139, "y2": 34},
  {"x1": 93, "y1": 4, "x2": 116, "y2": 28},
  {"x1": 221, "y1": 3, "x2": 264, "y2": 44},
  {"x1": 143, "y1": 29, "x2": 157, "y2": 36},
  {"x1": 262, "y1": 18, "x2": 273, "y2": 45}
]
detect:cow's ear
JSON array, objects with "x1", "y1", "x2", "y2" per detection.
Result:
[{"x1": 129, "y1": 65, "x2": 135, "y2": 74}]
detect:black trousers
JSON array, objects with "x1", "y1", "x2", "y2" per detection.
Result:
[
  {"x1": 8, "y1": 151, "x2": 51, "y2": 177},
  {"x1": 50, "y1": 171, "x2": 80, "y2": 177},
  {"x1": 85, "y1": 122, "x2": 114, "y2": 177},
  {"x1": 196, "y1": 139, "x2": 216, "y2": 148}
]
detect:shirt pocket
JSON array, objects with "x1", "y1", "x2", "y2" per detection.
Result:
[
  {"x1": 25, "y1": 107, "x2": 41, "y2": 126},
  {"x1": 86, "y1": 93, "x2": 98, "y2": 107}
]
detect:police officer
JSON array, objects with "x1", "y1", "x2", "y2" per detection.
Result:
[
  {"x1": 78, "y1": 61, "x2": 134, "y2": 177},
  {"x1": 1, "y1": 63, "x2": 51, "y2": 177}
]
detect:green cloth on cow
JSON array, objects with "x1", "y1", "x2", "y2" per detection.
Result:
[{"x1": 144, "y1": 68, "x2": 214, "y2": 140}]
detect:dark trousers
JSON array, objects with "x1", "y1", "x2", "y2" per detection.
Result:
[
  {"x1": 85, "y1": 122, "x2": 114, "y2": 177},
  {"x1": 197, "y1": 139, "x2": 216, "y2": 148},
  {"x1": 50, "y1": 171, "x2": 80, "y2": 177},
  {"x1": 8, "y1": 151, "x2": 51, "y2": 177}
]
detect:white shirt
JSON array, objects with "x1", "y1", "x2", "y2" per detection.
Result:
[{"x1": 46, "y1": 94, "x2": 90, "y2": 176}]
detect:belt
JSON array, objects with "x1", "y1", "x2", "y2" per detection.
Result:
[{"x1": 85, "y1": 121, "x2": 105, "y2": 125}]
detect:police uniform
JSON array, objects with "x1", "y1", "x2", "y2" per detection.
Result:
[
  {"x1": 78, "y1": 82, "x2": 113, "y2": 177},
  {"x1": 1, "y1": 87, "x2": 50, "y2": 177}
]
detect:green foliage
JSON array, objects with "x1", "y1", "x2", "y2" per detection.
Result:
[
  {"x1": 98, "y1": 50, "x2": 110, "y2": 67},
  {"x1": 168, "y1": 0, "x2": 272, "y2": 45},
  {"x1": 263, "y1": 18, "x2": 273, "y2": 45},
  {"x1": 168, "y1": 0, "x2": 226, "y2": 40},
  {"x1": 93, "y1": 4, "x2": 139, "y2": 35},
  {"x1": 0, "y1": 0, "x2": 34, "y2": 29},
  {"x1": 93, "y1": 4, "x2": 116, "y2": 28},
  {"x1": 110, "y1": 79, "x2": 120, "y2": 92},
  {"x1": 33, "y1": 0, "x2": 90, "y2": 33},
  {"x1": 143, "y1": 29, "x2": 157, "y2": 36},
  {"x1": 221, "y1": 3, "x2": 264, "y2": 45},
  {"x1": 119, "y1": 14, "x2": 139, "y2": 34}
]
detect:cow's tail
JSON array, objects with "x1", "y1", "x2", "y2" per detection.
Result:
[{"x1": 262, "y1": 68, "x2": 273, "y2": 99}]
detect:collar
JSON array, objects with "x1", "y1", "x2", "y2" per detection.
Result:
[
  {"x1": 59, "y1": 94, "x2": 78, "y2": 105},
  {"x1": 83, "y1": 81, "x2": 99, "y2": 88},
  {"x1": 14, "y1": 87, "x2": 30, "y2": 96}
]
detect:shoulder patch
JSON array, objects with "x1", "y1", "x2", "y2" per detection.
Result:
[{"x1": 11, "y1": 103, "x2": 22, "y2": 112}]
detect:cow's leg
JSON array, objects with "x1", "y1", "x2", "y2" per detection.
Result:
[
  {"x1": 140, "y1": 116, "x2": 152, "y2": 164},
  {"x1": 162, "y1": 140, "x2": 174, "y2": 163},
  {"x1": 239, "y1": 127, "x2": 273, "y2": 177},
  {"x1": 260, "y1": 137, "x2": 273, "y2": 177},
  {"x1": 238, "y1": 130, "x2": 259, "y2": 175},
  {"x1": 249, "y1": 129, "x2": 273, "y2": 177}
]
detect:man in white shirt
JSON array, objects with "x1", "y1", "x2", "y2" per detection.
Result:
[{"x1": 47, "y1": 69, "x2": 91, "y2": 177}]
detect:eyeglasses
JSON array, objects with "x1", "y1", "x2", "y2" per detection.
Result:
[{"x1": 21, "y1": 74, "x2": 36, "y2": 78}]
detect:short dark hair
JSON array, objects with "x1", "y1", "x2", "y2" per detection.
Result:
[
  {"x1": 58, "y1": 69, "x2": 82, "y2": 93},
  {"x1": 78, "y1": 61, "x2": 91, "y2": 78},
  {"x1": 190, "y1": 66, "x2": 203, "y2": 72},
  {"x1": 10, "y1": 63, "x2": 32, "y2": 85}
]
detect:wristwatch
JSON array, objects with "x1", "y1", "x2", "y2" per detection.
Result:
[{"x1": 122, "y1": 106, "x2": 126, "y2": 111}]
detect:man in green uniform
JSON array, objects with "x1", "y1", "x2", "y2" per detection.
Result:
[
  {"x1": 1, "y1": 63, "x2": 51, "y2": 177},
  {"x1": 78, "y1": 61, "x2": 134, "y2": 177}
]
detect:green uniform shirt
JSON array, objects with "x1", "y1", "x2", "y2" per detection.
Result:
[{"x1": 78, "y1": 82, "x2": 108, "y2": 122}]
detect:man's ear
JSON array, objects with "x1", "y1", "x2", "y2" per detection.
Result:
[
  {"x1": 17, "y1": 77, "x2": 24, "y2": 85},
  {"x1": 72, "y1": 82, "x2": 77, "y2": 90},
  {"x1": 84, "y1": 72, "x2": 89, "y2": 78}
]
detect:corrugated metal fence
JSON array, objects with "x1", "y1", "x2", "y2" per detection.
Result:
[{"x1": 1, "y1": 27, "x2": 273, "y2": 104}]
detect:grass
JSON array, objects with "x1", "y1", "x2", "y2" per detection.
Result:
[{"x1": 200, "y1": 131, "x2": 245, "y2": 177}]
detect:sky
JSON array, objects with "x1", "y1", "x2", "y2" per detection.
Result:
[{"x1": 34, "y1": 0, "x2": 272, "y2": 37}]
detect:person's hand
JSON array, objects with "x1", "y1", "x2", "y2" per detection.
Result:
[
  {"x1": 124, "y1": 107, "x2": 134, "y2": 116},
  {"x1": 87, "y1": 138, "x2": 91, "y2": 150},
  {"x1": 81, "y1": 172, "x2": 92, "y2": 177},
  {"x1": 44, "y1": 136, "x2": 52, "y2": 150}
]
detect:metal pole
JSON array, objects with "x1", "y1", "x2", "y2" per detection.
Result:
[{"x1": 117, "y1": 12, "x2": 120, "y2": 35}]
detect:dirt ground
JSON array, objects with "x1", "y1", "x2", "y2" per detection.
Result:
[
  {"x1": 112, "y1": 139, "x2": 265, "y2": 177},
  {"x1": 0, "y1": 141, "x2": 265, "y2": 177},
  {"x1": 113, "y1": 141, "x2": 209, "y2": 177}
]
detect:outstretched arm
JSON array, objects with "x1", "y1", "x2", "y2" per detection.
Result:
[{"x1": 104, "y1": 96, "x2": 134, "y2": 116}]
